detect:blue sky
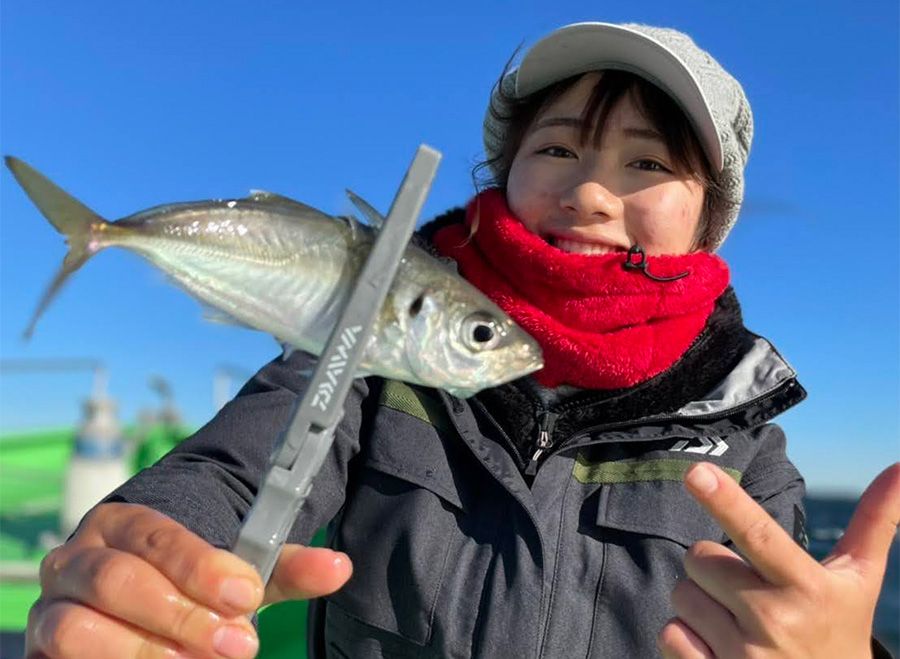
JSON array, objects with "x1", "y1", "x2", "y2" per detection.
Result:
[{"x1": 1, "y1": 1, "x2": 896, "y2": 495}]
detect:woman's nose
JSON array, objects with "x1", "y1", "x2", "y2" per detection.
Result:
[{"x1": 559, "y1": 179, "x2": 623, "y2": 223}]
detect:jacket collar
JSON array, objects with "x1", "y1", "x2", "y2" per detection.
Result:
[{"x1": 676, "y1": 335, "x2": 799, "y2": 419}]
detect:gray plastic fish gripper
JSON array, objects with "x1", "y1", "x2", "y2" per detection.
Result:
[{"x1": 232, "y1": 145, "x2": 441, "y2": 584}]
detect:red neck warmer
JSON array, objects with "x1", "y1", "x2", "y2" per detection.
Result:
[{"x1": 432, "y1": 189, "x2": 730, "y2": 389}]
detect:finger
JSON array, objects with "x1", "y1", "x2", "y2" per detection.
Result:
[
  {"x1": 684, "y1": 462, "x2": 816, "y2": 586},
  {"x1": 671, "y1": 578, "x2": 742, "y2": 657},
  {"x1": 40, "y1": 545, "x2": 258, "y2": 658},
  {"x1": 682, "y1": 540, "x2": 766, "y2": 618},
  {"x1": 94, "y1": 504, "x2": 264, "y2": 616},
  {"x1": 26, "y1": 598, "x2": 183, "y2": 659},
  {"x1": 828, "y1": 463, "x2": 900, "y2": 580},
  {"x1": 264, "y1": 545, "x2": 353, "y2": 605},
  {"x1": 657, "y1": 618, "x2": 714, "y2": 659}
]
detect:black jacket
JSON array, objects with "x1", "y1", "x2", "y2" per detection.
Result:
[{"x1": 107, "y1": 212, "x2": 813, "y2": 658}]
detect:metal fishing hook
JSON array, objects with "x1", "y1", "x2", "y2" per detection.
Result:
[{"x1": 622, "y1": 245, "x2": 690, "y2": 282}]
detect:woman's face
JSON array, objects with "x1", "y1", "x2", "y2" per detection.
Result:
[{"x1": 506, "y1": 73, "x2": 706, "y2": 256}]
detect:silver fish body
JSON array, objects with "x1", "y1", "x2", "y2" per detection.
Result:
[{"x1": 6, "y1": 157, "x2": 543, "y2": 397}]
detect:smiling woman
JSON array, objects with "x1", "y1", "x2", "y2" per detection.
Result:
[{"x1": 18, "y1": 18, "x2": 898, "y2": 659}]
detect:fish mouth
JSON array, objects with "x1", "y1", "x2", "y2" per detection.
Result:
[
  {"x1": 524, "y1": 356, "x2": 544, "y2": 376},
  {"x1": 514, "y1": 342, "x2": 544, "y2": 377},
  {"x1": 509, "y1": 324, "x2": 544, "y2": 372}
]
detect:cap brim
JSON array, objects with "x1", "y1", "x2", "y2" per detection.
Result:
[{"x1": 515, "y1": 22, "x2": 723, "y2": 172}]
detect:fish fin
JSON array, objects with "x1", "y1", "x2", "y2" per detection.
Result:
[
  {"x1": 443, "y1": 386, "x2": 476, "y2": 399},
  {"x1": 5, "y1": 156, "x2": 108, "y2": 339},
  {"x1": 280, "y1": 342, "x2": 300, "y2": 360},
  {"x1": 202, "y1": 306, "x2": 254, "y2": 330},
  {"x1": 345, "y1": 189, "x2": 385, "y2": 228},
  {"x1": 279, "y1": 343, "x2": 316, "y2": 378},
  {"x1": 250, "y1": 189, "x2": 367, "y2": 241},
  {"x1": 335, "y1": 214, "x2": 361, "y2": 241},
  {"x1": 247, "y1": 190, "x2": 331, "y2": 217}
]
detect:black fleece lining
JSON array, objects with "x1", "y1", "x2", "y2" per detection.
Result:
[
  {"x1": 473, "y1": 288, "x2": 753, "y2": 470},
  {"x1": 416, "y1": 206, "x2": 467, "y2": 256}
]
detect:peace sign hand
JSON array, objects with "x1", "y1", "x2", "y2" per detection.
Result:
[{"x1": 657, "y1": 462, "x2": 900, "y2": 658}]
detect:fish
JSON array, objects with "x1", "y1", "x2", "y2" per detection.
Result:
[{"x1": 4, "y1": 156, "x2": 543, "y2": 398}]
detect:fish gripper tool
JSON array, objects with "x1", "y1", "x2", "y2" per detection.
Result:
[{"x1": 232, "y1": 145, "x2": 442, "y2": 584}]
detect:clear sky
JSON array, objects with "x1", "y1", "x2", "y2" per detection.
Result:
[{"x1": 1, "y1": 1, "x2": 897, "y2": 495}]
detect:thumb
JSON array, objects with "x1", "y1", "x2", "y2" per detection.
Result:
[
  {"x1": 827, "y1": 463, "x2": 900, "y2": 582},
  {"x1": 263, "y1": 544, "x2": 353, "y2": 605}
]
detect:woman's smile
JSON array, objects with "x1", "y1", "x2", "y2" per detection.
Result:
[{"x1": 548, "y1": 235, "x2": 629, "y2": 255}]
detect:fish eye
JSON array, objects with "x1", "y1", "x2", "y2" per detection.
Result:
[
  {"x1": 473, "y1": 324, "x2": 494, "y2": 343},
  {"x1": 462, "y1": 313, "x2": 502, "y2": 351}
]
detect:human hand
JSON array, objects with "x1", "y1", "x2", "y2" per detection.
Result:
[
  {"x1": 658, "y1": 462, "x2": 900, "y2": 658},
  {"x1": 26, "y1": 502, "x2": 352, "y2": 658}
]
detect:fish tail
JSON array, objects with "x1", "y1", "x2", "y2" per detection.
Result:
[{"x1": 5, "y1": 156, "x2": 110, "y2": 339}]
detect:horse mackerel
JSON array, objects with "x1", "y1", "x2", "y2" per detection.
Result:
[{"x1": 5, "y1": 156, "x2": 543, "y2": 398}]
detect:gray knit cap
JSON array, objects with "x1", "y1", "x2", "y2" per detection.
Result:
[{"x1": 483, "y1": 22, "x2": 753, "y2": 250}]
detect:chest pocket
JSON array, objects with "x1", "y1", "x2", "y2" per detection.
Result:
[
  {"x1": 576, "y1": 452, "x2": 741, "y2": 547},
  {"x1": 327, "y1": 382, "x2": 465, "y2": 647}
]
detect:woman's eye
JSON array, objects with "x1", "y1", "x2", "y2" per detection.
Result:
[
  {"x1": 631, "y1": 159, "x2": 671, "y2": 173},
  {"x1": 537, "y1": 145, "x2": 576, "y2": 159}
]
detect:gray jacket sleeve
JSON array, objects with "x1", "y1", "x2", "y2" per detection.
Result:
[
  {"x1": 734, "y1": 423, "x2": 808, "y2": 549},
  {"x1": 103, "y1": 350, "x2": 368, "y2": 549}
]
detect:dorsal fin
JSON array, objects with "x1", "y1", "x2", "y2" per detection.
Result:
[
  {"x1": 247, "y1": 189, "x2": 365, "y2": 240},
  {"x1": 247, "y1": 190, "x2": 331, "y2": 217},
  {"x1": 346, "y1": 189, "x2": 384, "y2": 228}
]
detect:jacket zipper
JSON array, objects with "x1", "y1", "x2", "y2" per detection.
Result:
[
  {"x1": 525, "y1": 411, "x2": 559, "y2": 476},
  {"x1": 547, "y1": 379, "x2": 799, "y2": 457}
]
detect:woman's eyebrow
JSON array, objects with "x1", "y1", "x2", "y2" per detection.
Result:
[
  {"x1": 531, "y1": 116, "x2": 583, "y2": 132},
  {"x1": 622, "y1": 127, "x2": 665, "y2": 143},
  {"x1": 531, "y1": 119, "x2": 665, "y2": 145}
]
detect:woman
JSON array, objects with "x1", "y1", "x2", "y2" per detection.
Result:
[{"x1": 26, "y1": 21, "x2": 898, "y2": 659}]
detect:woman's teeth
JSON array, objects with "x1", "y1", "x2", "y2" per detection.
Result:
[{"x1": 553, "y1": 237, "x2": 624, "y2": 256}]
